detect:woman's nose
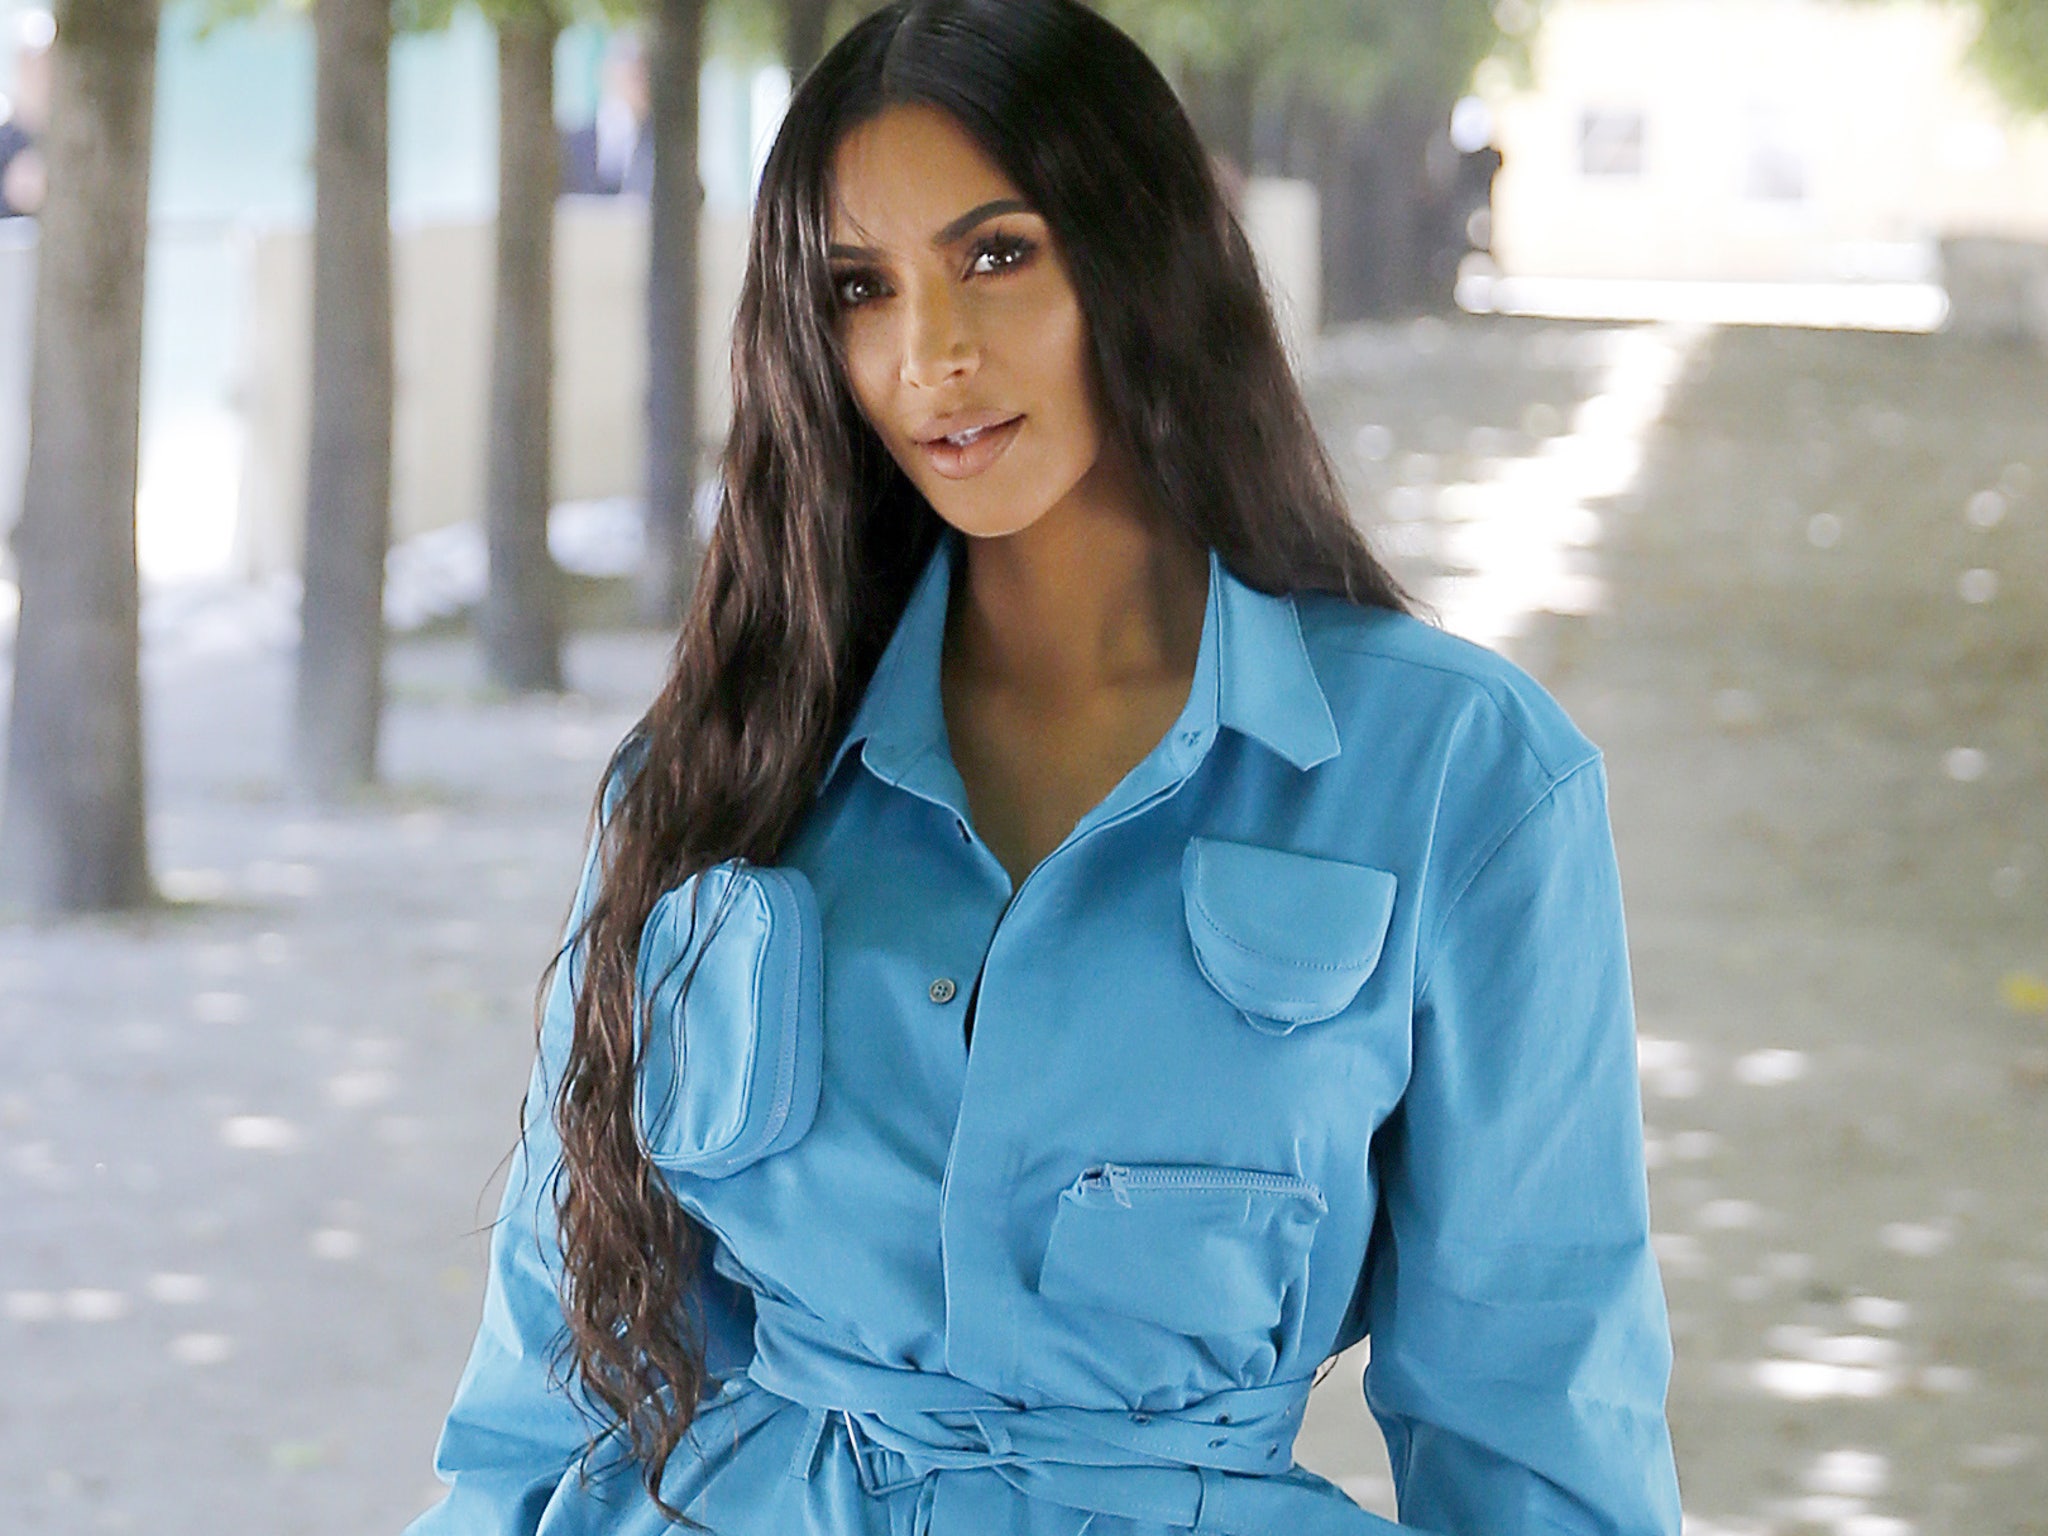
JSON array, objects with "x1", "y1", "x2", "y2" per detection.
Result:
[{"x1": 899, "y1": 282, "x2": 977, "y2": 390}]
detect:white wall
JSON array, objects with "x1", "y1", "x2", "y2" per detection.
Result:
[
  {"x1": 232, "y1": 198, "x2": 751, "y2": 579},
  {"x1": 1484, "y1": 0, "x2": 2048, "y2": 284},
  {"x1": 1243, "y1": 177, "x2": 1320, "y2": 371}
]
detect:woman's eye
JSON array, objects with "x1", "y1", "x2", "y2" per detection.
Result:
[
  {"x1": 832, "y1": 269, "x2": 886, "y2": 309},
  {"x1": 969, "y1": 234, "x2": 1036, "y2": 277}
]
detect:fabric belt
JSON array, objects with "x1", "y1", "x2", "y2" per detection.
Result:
[{"x1": 744, "y1": 1298, "x2": 1396, "y2": 1535}]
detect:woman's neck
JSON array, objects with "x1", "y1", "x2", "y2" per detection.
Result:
[{"x1": 943, "y1": 499, "x2": 1208, "y2": 707}]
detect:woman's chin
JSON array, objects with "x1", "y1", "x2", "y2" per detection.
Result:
[{"x1": 931, "y1": 505, "x2": 1051, "y2": 542}]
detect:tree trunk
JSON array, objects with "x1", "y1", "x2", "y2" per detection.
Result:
[
  {"x1": 783, "y1": 0, "x2": 833, "y2": 83},
  {"x1": 636, "y1": 0, "x2": 706, "y2": 628},
  {"x1": 1181, "y1": 59, "x2": 1259, "y2": 184},
  {"x1": 0, "y1": 0, "x2": 160, "y2": 915},
  {"x1": 1316, "y1": 90, "x2": 1452, "y2": 323},
  {"x1": 482, "y1": 12, "x2": 564, "y2": 693},
  {"x1": 293, "y1": 0, "x2": 393, "y2": 798}
]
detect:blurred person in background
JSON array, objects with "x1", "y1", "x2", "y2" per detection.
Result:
[
  {"x1": 558, "y1": 30, "x2": 653, "y2": 198},
  {"x1": 412, "y1": 1, "x2": 1681, "y2": 1533},
  {"x1": 1447, "y1": 96, "x2": 1503, "y2": 262},
  {"x1": 1426, "y1": 95, "x2": 1503, "y2": 301},
  {"x1": 0, "y1": 8, "x2": 53, "y2": 221}
]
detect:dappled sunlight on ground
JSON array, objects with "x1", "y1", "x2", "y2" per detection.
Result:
[
  {"x1": 0, "y1": 315, "x2": 2042, "y2": 1531},
  {"x1": 1301, "y1": 317, "x2": 2048, "y2": 1535}
]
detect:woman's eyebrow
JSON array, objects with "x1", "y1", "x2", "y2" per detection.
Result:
[
  {"x1": 828, "y1": 198, "x2": 1035, "y2": 261},
  {"x1": 931, "y1": 197, "x2": 1033, "y2": 245}
]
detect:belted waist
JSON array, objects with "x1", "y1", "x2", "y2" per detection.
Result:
[{"x1": 738, "y1": 1299, "x2": 1388, "y2": 1534}]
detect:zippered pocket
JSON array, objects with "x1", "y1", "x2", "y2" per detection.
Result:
[
  {"x1": 1066, "y1": 1162, "x2": 1328, "y2": 1211},
  {"x1": 1038, "y1": 1160, "x2": 1326, "y2": 1360}
]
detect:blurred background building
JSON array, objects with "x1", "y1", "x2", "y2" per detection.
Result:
[{"x1": 1467, "y1": 0, "x2": 2048, "y2": 330}]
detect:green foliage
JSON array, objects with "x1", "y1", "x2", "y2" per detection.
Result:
[
  {"x1": 1097, "y1": 0, "x2": 1543, "y2": 113},
  {"x1": 192, "y1": 0, "x2": 301, "y2": 31},
  {"x1": 187, "y1": 0, "x2": 1549, "y2": 96},
  {"x1": 707, "y1": 0, "x2": 779, "y2": 63},
  {"x1": 1843, "y1": 0, "x2": 2048, "y2": 116},
  {"x1": 1966, "y1": 0, "x2": 2048, "y2": 114},
  {"x1": 403, "y1": 0, "x2": 631, "y2": 30},
  {"x1": 708, "y1": 0, "x2": 894, "y2": 68},
  {"x1": 190, "y1": 0, "x2": 631, "y2": 38}
]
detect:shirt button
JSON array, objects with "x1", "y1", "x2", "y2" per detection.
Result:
[{"x1": 928, "y1": 977, "x2": 957, "y2": 1005}]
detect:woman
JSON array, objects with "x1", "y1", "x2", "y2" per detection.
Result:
[{"x1": 413, "y1": 2, "x2": 1682, "y2": 1532}]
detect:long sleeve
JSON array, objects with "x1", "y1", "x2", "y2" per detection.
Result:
[
  {"x1": 1360, "y1": 758, "x2": 1681, "y2": 1535},
  {"x1": 409, "y1": 815, "x2": 758, "y2": 1535}
]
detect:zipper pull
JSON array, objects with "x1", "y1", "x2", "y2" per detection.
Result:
[
  {"x1": 1101, "y1": 1162, "x2": 1132, "y2": 1207},
  {"x1": 1077, "y1": 1162, "x2": 1134, "y2": 1206}
]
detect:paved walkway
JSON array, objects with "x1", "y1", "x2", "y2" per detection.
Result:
[{"x1": 2, "y1": 317, "x2": 2043, "y2": 1533}]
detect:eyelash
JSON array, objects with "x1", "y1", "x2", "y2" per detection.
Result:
[{"x1": 832, "y1": 232, "x2": 1038, "y2": 311}]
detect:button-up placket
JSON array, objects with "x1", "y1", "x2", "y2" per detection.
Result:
[{"x1": 808, "y1": 527, "x2": 1345, "y2": 1398}]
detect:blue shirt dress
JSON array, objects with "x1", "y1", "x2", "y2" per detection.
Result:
[{"x1": 411, "y1": 528, "x2": 1683, "y2": 1536}]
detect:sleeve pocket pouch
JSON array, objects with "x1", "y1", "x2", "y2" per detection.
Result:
[
  {"x1": 1180, "y1": 836, "x2": 1398, "y2": 1035},
  {"x1": 633, "y1": 861, "x2": 824, "y2": 1179}
]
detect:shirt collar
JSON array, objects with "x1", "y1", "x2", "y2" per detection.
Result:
[{"x1": 819, "y1": 528, "x2": 1340, "y2": 803}]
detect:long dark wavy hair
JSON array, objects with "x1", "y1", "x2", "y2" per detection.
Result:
[{"x1": 547, "y1": 0, "x2": 1410, "y2": 1513}]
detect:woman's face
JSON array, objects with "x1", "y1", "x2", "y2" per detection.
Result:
[{"x1": 827, "y1": 104, "x2": 1114, "y2": 541}]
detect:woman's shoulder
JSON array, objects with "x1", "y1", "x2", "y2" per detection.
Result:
[{"x1": 1290, "y1": 591, "x2": 1600, "y2": 806}]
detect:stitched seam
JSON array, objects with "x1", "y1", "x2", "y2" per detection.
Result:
[
  {"x1": 1297, "y1": 619, "x2": 1597, "y2": 785},
  {"x1": 1414, "y1": 756, "x2": 1602, "y2": 1007},
  {"x1": 1189, "y1": 939, "x2": 1324, "y2": 1026},
  {"x1": 1188, "y1": 892, "x2": 1378, "y2": 973},
  {"x1": 1188, "y1": 846, "x2": 1385, "y2": 971}
]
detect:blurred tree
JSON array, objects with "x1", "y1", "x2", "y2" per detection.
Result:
[
  {"x1": 205, "y1": 0, "x2": 584, "y2": 720},
  {"x1": 482, "y1": 1, "x2": 567, "y2": 691},
  {"x1": 706, "y1": 0, "x2": 885, "y2": 85},
  {"x1": 1968, "y1": 0, "x2": 2048, "y2": 113},
  {"x1": 251, "y1": 0, "x2": 720, "y2": 667},
  {"x1": 470, "y1": 0, "x2": 569, "y2": 690},
  {"x1": 454, "y1": 0, "x2": 711, "y2": 646},
  {"x1": 1102, "y1": 0, "x2": 1541, "y2": 319},
  {"x1": 636, "y1": 0, "x2": 710, "y2": 625},
  {"x1": 466, "y1": 0, "x2": 857, "y2": 652},
  {"x1": 0, "y1": 0, "x2": 162, "y2": 914},
  {"x1": 417, "y1": 0, "x2": 651, "y2": 694},
  {"x1": 203, "y1": 0, "x2": 401, "y2": 792},
  {"x1": 292, "y1": 0, "x2": 395, "y2": 797},
  {"x1": 783, "y1": 0, "x2": 831, "y2": 80},
  {"x1": 419, "y1": 0, "x2": 587, "y2": 694}
]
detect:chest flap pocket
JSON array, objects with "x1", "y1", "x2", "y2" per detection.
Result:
[
  {"x1": 1180, "y1": 837, "x2": 1397, "y2": 1035},
  {"x1": 633, "y1": 861, "x2": 824, "y2": 1179}
]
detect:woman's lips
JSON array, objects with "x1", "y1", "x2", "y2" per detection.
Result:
[{"x1": 918, "y1": 415, "x2": 1024, "y2": 480}]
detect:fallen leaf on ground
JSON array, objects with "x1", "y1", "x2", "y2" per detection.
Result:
[{"x1": 1999, "y1": 972, "x2": 2048, "y2": 1015}]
